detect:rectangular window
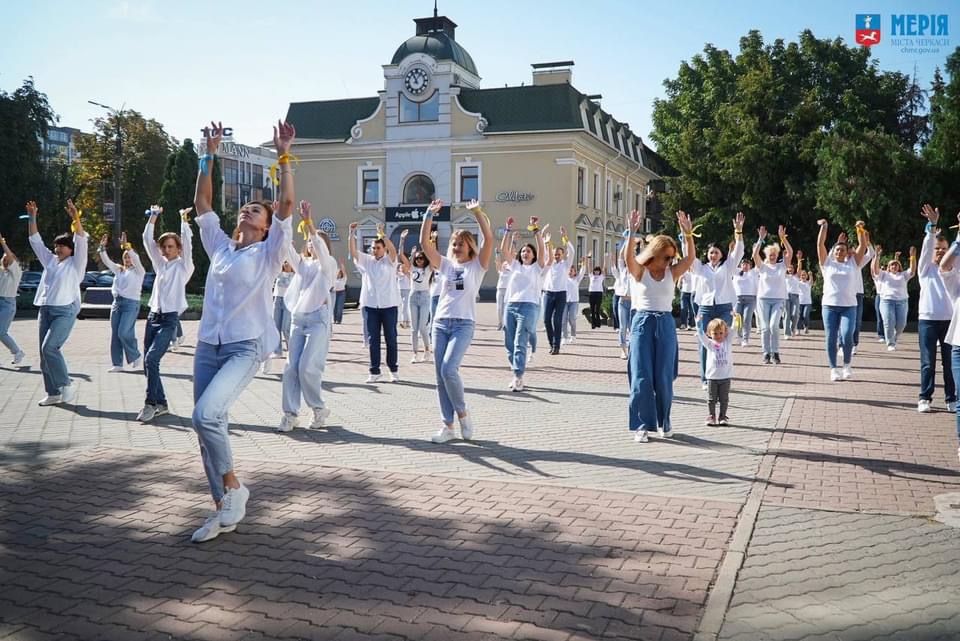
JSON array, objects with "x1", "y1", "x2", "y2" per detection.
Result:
[
  {"x1": 606, "y1": 179, "x2": 612, "y2": 213},
  {"x1": 616, "y1": 183, "x2": 622, "y2": 216},
  {"x1": 604, "y1": 240, "x2": 611, "y2": 257},
  {"x1": 223, "y1": 158, "x2": 238, "y2": 185},
  {"x1": 593, "y1": 174, "x2": 599, "y2": 209},
  {"x1": 576, "y1": 235, "x2": 585, "y2": 262},
  {"x1": 459, "y1": 165, "x2": 479, "y2": 202},
  {"x1": 592, "y1": 239, "x2": 599, "y2": 262},
  {"x1": 644, "y1": 218, "x2": 652, "y2": 234},
  {"x1": 399, "y1": 93, "x2": 440, "y2": 123},
  {"x1": 362, "y1": 169, "x2": 380, "y2": 205},
  {"x1": 577, "y1": 167, "x2": 585, "y2": 205},
  {"x1": 635, "y1": 192, "x2": 641, "y2": 212},
  {"x1": 253, "y1": 164, "x2": 264, "y2": 189}
]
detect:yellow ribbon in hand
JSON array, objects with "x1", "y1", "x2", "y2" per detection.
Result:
[
  {"x1": 682, "y1": 223, "x2": 703, "y2": 238},
  {"x1": 297, "y1": 220, "x2": 310, "y2": 241},
  {"x1": 733, "y1": 313, "x2": 743, "y2": 333},
  {"x1": 561, "y1": 235, "x2": 569, "y2": 246},
  {"x1": 70, "y1": 209, "x2": 83, "y2": 233},
  {"x1": 268, "y1": 153, "x2": 300, "y2": 186},
  {"x1": 122, "y1": 242, "x2": 133, "y2": 251},
  {"x1": 180, "y1": 207, "x2": 193, "y2": 222}
]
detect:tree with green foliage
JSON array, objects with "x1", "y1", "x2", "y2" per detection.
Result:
[
  {"x1": 924, "y1": 49, "x2": 960, "y2": 214},
  {"x1": 158, "y1": 139, "x2": 199, "y2": 232},
  {"x1": 651, "y1": 30, "x2": 932, "y2": 252}
]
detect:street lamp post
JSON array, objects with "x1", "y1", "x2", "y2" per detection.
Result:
[{"x1": 88, "y1": 100, "x2": 123, "y2": 243}]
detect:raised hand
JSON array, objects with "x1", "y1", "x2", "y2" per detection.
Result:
[
  {"x1": 816, "y1": 218, "x2": 828, "y2": 227},
  {"x1": 427, "y1": 199, "x2": 443, "y2": 215},
  {"x1": 299, "y1": 200, "x2": 312, "y2": 220},
  {"x1": 921, "y1": 204, "x2": 940, "y2": 224},
  {"x1": 120, "y1": 232, "x2": 128, "y2": 246},
  {"x1": 205, "y1": 121, "x2": 224, "y2": 154},
  {"x1": 274, "y1": 120, "x2": 296, "y2": 157},
  {"x1": 778, "y1": 225, "x2": 787, "y2": 240},
  {"x1": 676, "y1": 210, "x2": 693, "y2": 234},
  {"x1": 465, "y1": 198, "x2": 481, "y2": 212},
  {"x1": 66, "y1": 199, "x2": 79, "y2": 221},
  {"x1": 796, "y1": 249, "x2": 804, "y2": 260},
  {"x1": 272, "y1": 200, "x2": 280, "y2": 212},
  {"x1": 894, "y1": 251, "x2": 902, "y2": 261},
  {"x1": 99, "y1": 234, "x2": 108, "y2": 247},
  {"x1": 26, "y1": 201, "x2": 38, "y2": 218},
  {"x1": 376, "y1": 222, "x2": 385, "y2": 237},
  {"x1": 838, "y1": 231, "x2": 849, "y2": 245},
  {"x1": 505, "y1": 216, "x2": 515, "y2": 230},
  {"x1": 348, "y1": 221, "x2": 359, "y2": 231},
  {"x1": 909, "y1": 246, "x2": 917, "y2": 258},
  {"x1": 400, "y1": 229, "x2": 409, "y2": 240},
  {"x1": 875, "y1": 245, "x2": 883, "y2": 255},
  {"x1": 150, "y1": 204, "x2": 162, "y2": 216},
  {"x1": 733, "y1": 211, "x2": 745, "y2": 231},
  {"x1": 540, "y1": 223, "x2": 550, "y2": 237},
  {"x1": 630, "y1": 209, "x2": 642, "y2": 231},
  {"x1": 757, "y1": 225, "x2": 767, "y2": 240}
]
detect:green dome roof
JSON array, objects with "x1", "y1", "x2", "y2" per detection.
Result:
[{"x1": 391, "y1": 31, "x2": 478, "y2": 76}]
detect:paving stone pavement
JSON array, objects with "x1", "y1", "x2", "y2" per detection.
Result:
[{"x1": 2, "y1": 304, "x2": 960, "y2": 640}]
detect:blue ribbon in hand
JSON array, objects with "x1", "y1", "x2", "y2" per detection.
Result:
[
  {"x1": 19, "y1": 214, "x2": 31, "y2": 220},
  {"x1": 199, "y1": 154, "x2": 212, "y2": 176}
]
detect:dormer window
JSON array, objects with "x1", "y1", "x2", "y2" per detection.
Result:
[{"x1": 400, "y1": 92, "x2": 439, "y2": 123}]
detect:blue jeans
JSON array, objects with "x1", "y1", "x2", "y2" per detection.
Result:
[
  {"x1": 409, "y1": 290, "x2": 432, "y2": 353},
  {"x1": 880, "y1": 298, "x2": 908, "y2": 347},
  {"x1": 504, "y1": 302, "x2": 538, "y2": 376},
  {"x1": 618, "y1": 297, "x2": 634, "y2": 348},
  {"x1": 798, "y1": 304, "x2": 811, "y2": 331},
  {"x1": 430, "y1": 294, "x2": 439, "y2": 323},
  {"x1": 193, "y1": 338, "x2": 263, "y2": 503},
  {"x1": 735, "y1": 295, "x2": 757, "y2": 341},
  {"x1": 0, "y1": 296, "x2": 21, "y2": 355},
  {"x1": 432, "y1": 318, "x2": 475, "y2": 425},
  {"x1": 679, "y1": 292, "x2": 695, "y2": 327},
  {"x1": 282, "y1": 306, "x2": 331, "y2": 415},
  {"x1": 627, "y1": 311, "x2": 678, "y2": 432},
  {"x1": 399, "y1": 289, "x2": 411, "y2": 324},
  {"x1": 853, "y1": 292, "x2": 864, "y2": 346},
  {"x1": 562, "y1": 301, "x2": 578, "y2": 339},
  {"x1": 143, "y1": 311, "x2": 178, "y2": 405},
  {"x1": 784, "y1": 294, "x2": 800, "y2": 336},
  {"x1": 333, "y1": 289, "x2": 346, "y2": 323},
  {"x1": 920, "y1": 320, "x2": 955, "y2": 403},
  {"x1": 875, "y1": 296, "x2": 884, "y2": 338},
  {"x1": 543, "y1": 290, "x2": 566, "y2": 350},
  {"x1": 612, "y1": 294, "x2": 621, "y2": 330},
  {"x1": 176, "y1": 319, "x2": 183, "y2": 339},
  {"x1": 758, "y1": 298, "x2": 783, "y2": 355},
  {"x1": 110, "y1": 296, "x2": 141, "y2": 367},
  {"x1": 272, "y1": 295, "x2": 291, "y2": 355},
  {"x1": 38, "y1": 301, "x2": 79, "y2": 395},
  {"x1": 363, "y1": 306, "x2": 398, "y2": 374},
  {"x1": 697, "y1": 303, "x2": 733, "y2": 382},
  {"x1": 823, "y1": 305, "x2": 856, "y2": 368}
]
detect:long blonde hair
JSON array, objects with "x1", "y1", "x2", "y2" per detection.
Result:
[
  {"x1": 448, "y1": 229, "x2": 478, "y2": 261},
  {"x1": 637, "y1": 235, "x2": 678, "y2": 266}
]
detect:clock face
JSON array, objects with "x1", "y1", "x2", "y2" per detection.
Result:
[{"x1": 404, "y1": 68, "x2": 430, "y2": 96}]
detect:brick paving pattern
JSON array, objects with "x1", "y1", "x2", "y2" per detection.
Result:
[{"x1": 1, "y1": 304, "x2": 960, "y2": 640}]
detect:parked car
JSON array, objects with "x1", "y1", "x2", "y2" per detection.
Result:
[
  {"x1": 81, "y1": 271, "x2": 100, "y2": 291},
  {"x1": 17, "y1": 271, "x2": 42, "y2": 295},
  {"x1": 142, "y1": 272, "x2": 155, "y2": 293},
  {"x1": 95, "y1": 270, "x2": 115, "y2": 287},
  {"x1": 79, "y1": 287, "x2": 114, "y2": 319}
]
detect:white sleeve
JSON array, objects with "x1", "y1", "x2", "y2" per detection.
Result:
[{"x1": 29, "y1": 233, "x2": 55, "y2": 268}]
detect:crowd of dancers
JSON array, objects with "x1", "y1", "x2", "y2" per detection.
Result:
[{"x1": 1, "y1": 118, "x2": 958, "y2": 542}]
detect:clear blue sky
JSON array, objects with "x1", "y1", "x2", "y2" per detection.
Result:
[{"x1": 3, "y1": 0, "x2": 956, "y2": 149}]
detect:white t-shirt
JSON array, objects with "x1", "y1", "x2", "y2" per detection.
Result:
[
  {"x1": 334, "y1": 275, "x2": 347, "y2": 292},
  {"x1": 0, "y1": 260, "x2": 23, "y2": 298},
  {"x1": 397, "y1": 270, "x2": 412, "y2": 291},
  {"x1": 355, "y1": 252, "x2": 400, "y2": 309},
  {"x1": 434, "y1": 256, "x2": 486, "y2": 321},
  {"x1": 851, "y1": 246, "x2": 875, "y2": 295},
  {"x1": 821, "y1": 257, "x2": 858, "y2": 307},
  {"x1": 876, "y1": 270, "x2": 909, "y2": 300},
  {"x1": 757, "y1": 262, "x2": 787, "y2": 300},
  {"x1": 679, "y1": 271, "x2": 696, "y2": 294},
  {"x1": 698, "y1": 330, "x2": 734, "y2": 380},
  {"x1": 284, "y1": 233, "x2": 337, "y2": 315},
  {"x1": 612, "y1": 262, "x2": 630, "y2": 297},
  {"x1": 410, "y1": 266, "x2": 433, "y2": 292},
  {"x1": 588, "y1": 273, "x2": 605, "y2": 293},
  {"x1": 786, "y1": 273, "x2": 801, "y2": 295},
  {"x1": 272, "y1": 270, "x2": 294, "y2": 298},
  {"x1": 506, "y1": 261, "x2": 542, "y2": 304},
  {"x1": 732, "y1": 269, "x2": 758, "y2": 297},
  {"x1": 542, "y1": 242, "x2": 574, "y2": 292},
  {"x1": 496, "y1": 263, "x2": 511, "y2": 289},
  {"x1": 566, "y1": 267, "x2": 586, "y2": 303},
  {"x1": 798, "y1": 281, "x2": 812, "y2": 305},
  {"x1": 918, "y1": 229, "x2": 952, "y2": 321},
  {"x1": 99, "y1": 248, "x2": 145, "y2": 302}
]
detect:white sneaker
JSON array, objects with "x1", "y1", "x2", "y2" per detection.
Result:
[
  {"x1": 219, "y1": 484, "x2": 250, "y2": 527},
  {"x1": 61, "y1": 382, "x2": 78, "y2": 404},
  {"x1": 878, "y1": 337, "x2": 886, "y2": 343},
  {"x1": 619, "y1": 351, "x2": 628, "y2": 360},
  {"x1": 947, "y1": 401, "x2": 957, "y2": 413},
  {"x1": 829, "y1": 368, "x2": 841, "y2": 382},
  {"x1": 108, "y1": 365, "x2": 124, "y2": 372},
  {"x1": 527, "y1": 351, "x2": 535, "y2": 365},
  {"x1": 459, "y1": 415, "x2": 475, "y2": 440},
  {"x1": 918, "y1": 399, "x2": 932, "y2": 413},
  {"x1": 278, "y1": 414, "x2": 299, "y2": 433},
  {"x1": 701, "y1": 382, "x2": 708, "y2": 391},
  {"x1": 154, "y1": 404, "x2": 169, "y2": 418},
  {"x1": 365, "y1": 374, "x2": 382, "y2": 383},
  {"x1": 129, "y1": 357, "x2": 143, "y2": 371},
  {"x1": 852, "y1": 345, "x2": 858, "y2": 355},
  {"x1": 740, "y1": 340, "x2": 747, "y2": 347},
  {"x1": 887, "y1": 345, "x2": 896, "y2": 352},
  {"x1": 783, "y1": 334, "x2": 791, "y2": 341},
  {"x1": 634, "y1": 430, "x2": 649, "y2": 443},
  {"x1": 569, "y1": 337, "x2": 576, "y2": 344},
  {"x1": 389, "y1": 372, "x2": 400, "y2": 383},
  {"x1": 514, "y1": 377, "x2": 524, "y2": 392},
  {"x1": 430, "y1": 426, "x2": 456, "y2": 443},
  {"x1": 310, "y1": 408, "x2": 331, "y2": 429},
  {"x1": 560, "y1": 338, "x2": 568, "y2": 346},
  {"x1": 137, "y1": 404, "x2": 158, "y2": 422},
  {"x1": 11, "y1": 351, "x2": 25, "y2": 365},
  {"x1": 38, "y1": 394, "x2": 62, "y2": 406},
  {"x1": 411, "y1": 354, "x2": 420, "y2": 364},
  {"x1": 191, "y1": 511, "x2": 236, "y2": 543},
  {"x1": 842, "y1": 365, "x2": 853, "y2": 380},
  {"x1": 657, "y1": 427, "x2": 673, "y2": 439},
  {"x1": 176, "y1": 336, "x2": 185, "y2": 348},
  {"x1": 260, "y1": 359, "x2": 271, "y2": 375}
]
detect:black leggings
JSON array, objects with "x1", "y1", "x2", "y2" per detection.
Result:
[{"x1": 589, "y1": 292, "x2": 603, "y2": 328}]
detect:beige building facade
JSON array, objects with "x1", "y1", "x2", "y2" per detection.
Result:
[{"x1": 285, "y1": 11, "x2": 660, "y2": 296}]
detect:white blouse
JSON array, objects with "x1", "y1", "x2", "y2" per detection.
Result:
[
  {"x1": 541, "y1": 242, "x2": 574, "y2": 292},
  {"x1": 732, "y1": 270, "x2": 759, "y2": 297},
  {"x1": 30, "y1": 231, "x2": 88, "y2": 307},
  {"x1": 876, "y1": 270, "x2": 910, "y2": 300},
  {"x1": 100, "y1": 248, "x2": 145, "y2": 302},
  {"x1": 566, "y1": 267, "x2": 586, "y2": 303},
  {"x1": 196, "y1": 210, "x2": 292, "y2": 350},
  {"x1": 284, "y1": 233, "x2": 337, "y2": 316},
  {"x1": 691, "y1": 240, "x2": 743, "y2": 306},
  {"x1": 356, "y1": 252, "x2": 400, "y2": 309},
  {"x1": 143, "y1": 221, "x2": 194, "y2": 315},
  {"x1": 0, "y1": 260, "x2": 23, "y2": 298}
]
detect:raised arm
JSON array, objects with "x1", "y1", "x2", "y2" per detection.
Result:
[
  {"x1": 941, "y1": 212, "x2": 960, "y2": 274},
  {"x1": 499, "y1": 217, "x2": 514, "y2": 257},
  {"x1": 142, "y1": 206, "x2": 165, "y2": 270},
  {"x1": 853, "y1": 222, "x2": 869, "y2": 266},
  {"x1": 0, "y1": 234, "x2": 16, "y2": 269},
  {"x1": 420, "y1": 199, "x2": 444, "y2": 267},
  {"x1": 870, "y1": 245, "x2": 882, "y2": 279},
  {"x1": 670, "y1": 210, "x2": 696, "y2": 279},
  {"x1": 725, "y1": 211, "x2": 746, "y2": 275},
  {"x1": 753, "y1": 225, "x2": 766, "y2": 269},
  {"x1": 919, "y1": 204, "x2": 940, "y2": 277},
  {"x1": 195, "y1": 121, "x2": 220, "y2": 215},
  {"x1": 348, "y1": 222, "x2": 360, "y2": 261},
  {"x1": 816, "y1": 219, "x2": 828, "y2": 266},
  {"x1": 98, "y1": 234, "x2": 120, "y2": 273},
  {"x1": 465, "y1": 199, "x2": 493, "y2": 269},
  {"x1": 907, "y1": 246, "x2": 917, "y2": 280},
  {"x1": 398, "y1": 229, "x2": 411, "y2": 273},
  {"x1": 779, "y1": 225, "x2": 793, "y2": 266},
  {"x1": 64, "y1": 199, "x2": 87, "y2": 275},
  {"x1": 273, "y1": 121, "x2": 296, "y2": 222},
  {"x1": 378, "y1": 223, "x2": 397, "y2": 263},
  {"x1": 535, "y1": 221, "x2": 546, "y2": 268}
]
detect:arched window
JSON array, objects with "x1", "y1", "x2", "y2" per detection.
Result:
[{"x1": 403, "y1": 174, "x2": 435, "y2": 204}]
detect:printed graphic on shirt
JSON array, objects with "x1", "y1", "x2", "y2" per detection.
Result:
[{"x1": 452, "y1": 269, "x2": 465, "y2": 291}]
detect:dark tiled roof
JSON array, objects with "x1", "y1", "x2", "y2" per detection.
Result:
[
  {"x1": 392, "y1": 32, "x2": 478, "y2": 76},
  {"x1": 285, "y1": 97, "x2": 381, "y2": 141},
  {"x1": 457, "y1": 84, "x2": 584, "y2": 133}
]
